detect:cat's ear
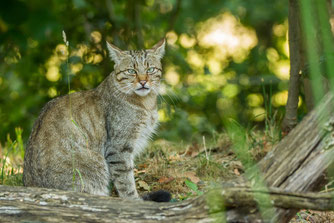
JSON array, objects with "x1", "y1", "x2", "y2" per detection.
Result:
[
  {"x1": 106, "y1": 41, "x2": 123, "y2": 64},
  {"x1": 151, "y1": 38, "x2": 166, "y2": 59}
]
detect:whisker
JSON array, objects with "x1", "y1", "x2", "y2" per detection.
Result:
[
  {"x1": 164, "y1": 92, "x2": 177, "y2": 107},
  {"x1": 152, "y1": 88, "x2": 169, "y2": 107}
]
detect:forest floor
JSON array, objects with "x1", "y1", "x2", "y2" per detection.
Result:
[{"x1": 1, "y1": 129, "x2": 334, "y2": 222}]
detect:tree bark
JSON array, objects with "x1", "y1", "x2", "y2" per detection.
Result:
[
  {"x1": 1, "y1": 185, "x2": 334, "y2": 223},
  {"x1": 0, "y1": 185, "x2": 209, "y2": 223},
  {"x1": 2, "y1": 93, "x2": 334, "y2": 222},
  {"x1": 282, "y1": 0, "x2": 304, "y2": 133}
]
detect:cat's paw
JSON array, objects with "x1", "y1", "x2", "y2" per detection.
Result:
[{"x1": 142, "y1": 190, "x2": 171, "y2": 202}]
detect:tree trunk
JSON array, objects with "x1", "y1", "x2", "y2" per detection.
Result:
[
  {"x1": 282, "y1": 0, "x2": 304, "y2": 133},
  {"x1": 2, "y1": 93, "x2": 334, "y2": 222}
]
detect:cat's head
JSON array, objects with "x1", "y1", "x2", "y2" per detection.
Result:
[{"x1": 106, "y1": 39, "x2": 165, "y2": 97}]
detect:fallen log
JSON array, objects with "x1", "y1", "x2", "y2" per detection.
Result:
[
  {"x1": 1, "y1": 185, "x2": 334, "y2": 223},
  {"x1": 1, "y1": 93, "x2": 334, "y2": 222}
]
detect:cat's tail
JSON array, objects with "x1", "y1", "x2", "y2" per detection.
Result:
[{"x1": 142, "y1": 190, "x2": 171, "y2": 202}]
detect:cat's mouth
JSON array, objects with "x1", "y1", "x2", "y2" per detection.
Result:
[
  {"x1": 135, "y1": 86, "x2": 151, "y2": 96},
  {"x1": 137, "y1": 87, "x2": 150, "y2": 90}
]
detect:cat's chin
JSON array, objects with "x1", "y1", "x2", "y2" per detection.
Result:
[{"x1": 134, "y1": 88, "x2": 151, "y2": 97}]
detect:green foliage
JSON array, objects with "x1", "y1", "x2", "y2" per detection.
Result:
[
  {"x1": 0, "y1": 0, "x2": 291, "y2": 143},
  {"x1": 184, "y1": 179, "x2": 203, "y2": 196}
]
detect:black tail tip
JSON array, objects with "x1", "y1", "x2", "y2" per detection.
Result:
[{"x1": 142, "y1": 190, "x2": 171, "y2": 202}]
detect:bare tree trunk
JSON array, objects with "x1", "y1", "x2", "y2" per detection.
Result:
[{"x1": 282, "y1": 0, "x2": 304, "y2": 133}]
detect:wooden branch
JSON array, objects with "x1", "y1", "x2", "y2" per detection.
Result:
[{"x1": 1, "y1": 185, "x2": 334, "y2": 222}]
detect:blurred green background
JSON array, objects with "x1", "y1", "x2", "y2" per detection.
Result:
[{"x1": 0, "y1": 0, "x2": 294, "y2": 143}]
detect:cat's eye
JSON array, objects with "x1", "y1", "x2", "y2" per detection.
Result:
[
  {"x1": 147, "y1": 67, "x2": 156, "y2": 74},
  {"x1": 127, "y1": 69, "x2": 136, "y2": 75}
]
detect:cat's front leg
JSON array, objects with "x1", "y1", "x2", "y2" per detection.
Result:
[{"x1": 106, "y1": 148, "x2": 139, "y2": 199}]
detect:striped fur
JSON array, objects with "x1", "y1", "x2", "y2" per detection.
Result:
[{"x1": 23, "y1": 39, "x2": 166, "y2": 200}]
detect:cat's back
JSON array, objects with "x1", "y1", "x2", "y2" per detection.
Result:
[
  {"x1": 25, "y1": 90, "x2": 104, "y2": 162},
  {"x1": 28, "y1": 89, "x2": 106, "y2": 146}
]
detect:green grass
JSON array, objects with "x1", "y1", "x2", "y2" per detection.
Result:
[
  {"x1": 0, "y1": 128, "x2": 24, "y2": 186},
  {"x1": 0, "y1": 124, "x2": 278, "y2": 191}
]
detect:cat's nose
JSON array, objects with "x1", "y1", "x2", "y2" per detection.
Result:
[{"x1": 139, "y1": 80, "x2": 147, "y2": 86}]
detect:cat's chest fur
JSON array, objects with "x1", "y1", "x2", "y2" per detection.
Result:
[
  {"x1": 105, "y1": 99, "x2": 158, "y2": 156},
  {"x1": 132, "y1": 109, "x2": 158, "y2": 155}
]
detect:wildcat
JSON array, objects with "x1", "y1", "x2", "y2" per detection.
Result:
[{"x1": 23, "y1": 39, "x2": 170, "y2": 201}]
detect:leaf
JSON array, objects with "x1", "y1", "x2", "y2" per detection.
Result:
[
  {"x1": 138, "y1": 163, "x2": 148, "y2": 169},
  {"x1": 168, "y1": 154, "x2": 182, "y2": 162},
  {"x1": 134, "y1": 168, "x2": 146, "y2": 174},
  {"x1": 230, "y1": 160, "x2": 243, "y2": 169},
  {"x1": 197, "y1": 190, "x2": 204, "y2": 195},
  {"x1": 184, "y1": 171, "x2": 200, "y2": 184},
  {"x1": 138, "y1": 180, "x2": 150, "y2": 191},
  {"x1": 73, "y1": 0, "x2": 87, "y2": 8},
  {"x1": 174, "y1": 171, "x2": 201, "y2": 183},
  {"x1": 158, "y1": 176, "x2": 175, "y2": 184},
  {"x1": 184, "y1": 143, "x2": 200, "y2": 157},
  {"x1": 185, "y1": 179, "x2": 198, "y2": 192},
  {"x1": 234, "y1": 168, "x2": 240, "y2": 176}
]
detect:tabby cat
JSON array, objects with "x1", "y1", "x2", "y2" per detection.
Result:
[{"x1": 23, "y1": 39, "x2": 170, "y2": 201}]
